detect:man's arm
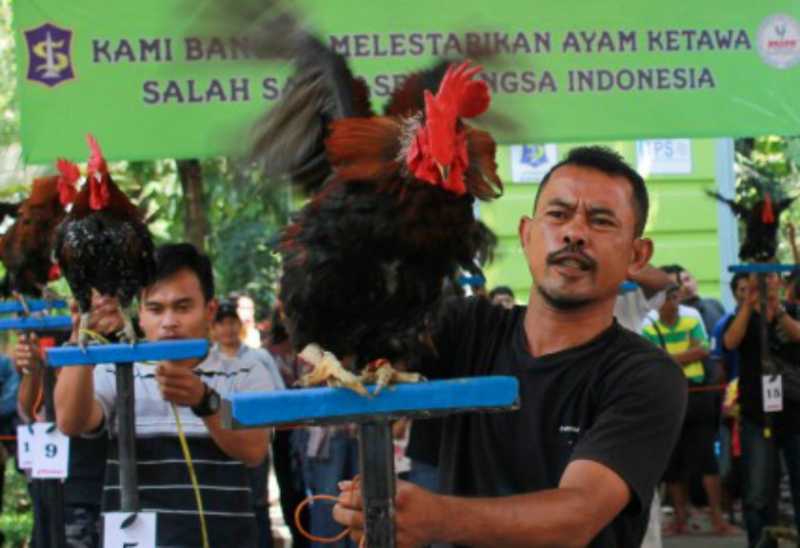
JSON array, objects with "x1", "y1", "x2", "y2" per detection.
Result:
[
  {"x1": 776, "y1": 308, "x2": 800, "y2": 342},
  {"x1": 671, "y1": 345, "x2": 709, "y2": 366},
  {"x1": 723, "y1": 302, "x2": 753, "y2": 351},
  {"x1": 155, "y1": 362, "x2": 269, "y2": 467},
  {"x1": 335, "y1": 459, "x2": 629, "y2": 548},
  {"x1": 15, "y1": 335, "x2": 43, "y2": 423},
  {"x1": 54, "y1": 298, "x2": 123, "y2": 436},
  {"x1": 629, "y1": 264, "x2": 675, "y2": 299}
]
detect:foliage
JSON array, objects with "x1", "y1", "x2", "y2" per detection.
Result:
[
  {"x1": 0, "y1": 0, "x2": 19, "y2": 148},
  {"x1": 0, "y1": 457, "x2": 33, "y2": 547}
]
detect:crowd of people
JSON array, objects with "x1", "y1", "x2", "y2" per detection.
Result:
[{"x1": 0, "y1": 146, "x2": 796, "y2": 548}]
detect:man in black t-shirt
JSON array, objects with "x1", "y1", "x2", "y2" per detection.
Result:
[
  {"x1": 334, "y1": 146, "x2": 687, "y2": 548},
  {"x1": 722, "y1": 271, "x2": 800, "y2": 548}
]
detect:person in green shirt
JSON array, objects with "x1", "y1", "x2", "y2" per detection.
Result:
[{"x1": 643, "y1": 283, "x2": 737, "y2": 536}]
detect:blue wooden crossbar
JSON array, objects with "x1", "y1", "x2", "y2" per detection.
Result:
[
  {"x1": 0, "y1": 300, "x2": 68, "y2": 313},
  {"x1": 46, "y1": 339, "x2": 209, "y2": 366},
  {"x1": 458, "y1": 274, "x2": 486, "y2": 286},
  {"x1": 223, "y1": 376, "x2": 520, "y2": 428},
  {"x1": 0, "y1": 316, "x2": 72, "y2": 331},
  {"x1": 728, "y1": 264, "x2": 799, "y2": 273}
]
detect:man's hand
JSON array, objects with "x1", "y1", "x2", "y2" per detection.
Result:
[
  {"x1": 68, "y1": 293, "x2": 124, "y2": 343},
  {"x1": 155, "y1": 362, "x2": 206, "y2": 407},
  {"x1": 14, "y1": 333, "x2": 43, "y2": 375},
  {"x1": 334, "y1": 478, "x2": 445, "y2": 548}
]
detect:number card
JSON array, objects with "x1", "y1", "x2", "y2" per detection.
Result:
[
  {"x1": 763, "y1": 374, "x2": 784, "y2": 413},
  {"x1": 31, "y1": 422, "x2": 69, "y2": 479},
  {"x1": 16, "y1": 425, "x2": 34, "y2": 469},
  {"x1": 103, "y1": 512, "x2": 157, "y2": 548}
]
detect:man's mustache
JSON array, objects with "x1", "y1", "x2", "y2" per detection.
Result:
[{"x1": 546, "y1": 243, "x2": 597, "y2": 271}]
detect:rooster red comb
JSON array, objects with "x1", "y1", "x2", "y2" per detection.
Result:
[
  {"x1": 84, "y1": 134, "x2": 112, "y2": 211},
  {"x1": 56, "y1": 158, "x2": 80, "y2": 206},
  {"x1": 86, "y1": 133, "x2": 108, "y2": 179}
]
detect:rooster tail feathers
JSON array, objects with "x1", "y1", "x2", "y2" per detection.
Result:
[
  {"x1": 706, "y1": 190, "x2": 747, "y2": 218},
  {"x1": 246, "y1": 3, "x2": 372, "y2": 195},
  {"x1": 384, "y1": 62, "x2": 450, "y2": 117}
]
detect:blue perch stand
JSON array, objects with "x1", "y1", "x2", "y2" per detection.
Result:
[
  {"x1": 728, "y1": 263, "x2": 798, "y2": 273},
  {"x1": 46, "y1": 339, "x2": 209, "y2": 515},
  {"x1": 222, "y1": 376, "x2": 519, "y2": 547}
]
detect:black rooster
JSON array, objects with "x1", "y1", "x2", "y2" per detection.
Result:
[
  {"x1": 708, "y1": 165, "x2": 795, "y2": 262},
  {"x1": 55, "y1": 135, "x2": 155, "y2": 346},
  {"x1": 240, "y1": 5, "x2": 503, "y2": 392}
]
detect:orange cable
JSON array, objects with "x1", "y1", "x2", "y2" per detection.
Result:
[{"x1": 294, "y1": 494, "x2": 367, "y2": 547}]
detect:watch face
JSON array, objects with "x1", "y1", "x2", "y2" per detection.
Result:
[{"x1": 208, "y1": 390, "x2": 221, "y2": 412}]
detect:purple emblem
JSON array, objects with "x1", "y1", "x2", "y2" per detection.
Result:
[{"x1": 24, "y1": 23, "x2": 74, "y2": 87}]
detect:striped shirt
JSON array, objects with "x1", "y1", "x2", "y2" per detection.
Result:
[
  {"x1": 642, "y1": 315, "x2": 707, "y2": 383},
  {"x1": 93, "y1": 345, "x2": 278, "y2": 547}
]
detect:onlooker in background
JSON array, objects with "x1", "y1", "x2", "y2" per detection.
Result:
[
  {"x1": 233, "y1": 293, "x2": 262, "y2": 349},
  {"x1": 265, "y1": 304, "x2": 310, "y2": 548},
  {"x1": 16, "y1": 325, "x2": 107, "y2": 548},
  {"x1": 785, "y1": 221, "x2": 800, "y2": 266},
  {"x1": 665, "y1": 264, "x2": 727, "y2": 335},
  {"x1": 614, "y1": 264, "x2": 675, "y2": 333},
  {"x1": 612, "y1": 263, "x2": 674, "y2": 548},
  {"x1": 710, "y1": 272, "x2": 749, "y2": 523},
  {"x1": 488, "y1": 286, "x2": 515, "y2": 309},
  {"x1": 642, "y1": 284, "x2": 735, "y2": 536},
  {"x1": 211, "y1": 299, "x2": 285, "y2": 548},
  {"x1": 0, "y1": 351, "x2": 17, "y2": 546},
  {"x1": 723, "y1": 271, "x2": 800, "y2": 548},
  {"x1": 784, "y1": 270, "x2": 800, "y2": 306}
]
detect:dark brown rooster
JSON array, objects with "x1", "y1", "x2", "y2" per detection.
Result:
[
  {"x1": 0, "y1": 176, "x2": 67, "y2": 310},
  {"x1": 708, "y1": 165, "x2": 795, "y2": 262},
  {"x1": 55, "y1": 134, "x2": 155, "y2": 346},
  {"x1": 243, "y1": 6, "x2": 503, "y2": 392}
]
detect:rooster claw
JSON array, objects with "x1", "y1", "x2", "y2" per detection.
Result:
[
  {"x1": 297, "y1": 344, "x2": 369, "y2": 396},
  {"x1": 359, "y1": 359, "x2": 424, "y2": 396}
]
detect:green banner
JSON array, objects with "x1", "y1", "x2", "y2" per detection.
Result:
[{"x1": 12, "y1": 0, "x2": 800, "y2": 163}]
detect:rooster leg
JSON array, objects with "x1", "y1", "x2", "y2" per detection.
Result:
[
  {"x1": 116, "y1": 308, "x2": 138, "y2": 346},
  {"x1": 77, "y1": 312, "x2": 92, "y2": 353},
  {"x1": 12, "y1": 291, "x2": 30, "y2": 317},
  {"x1": 35, "y1": 284, "x2": 62, "y2": 304},
  {"x1": 296, "y1": 344, "x2": 368, "y2": 396},
  {"x1": 359, "y1": 359, "x2": 424, "y2": 396}
]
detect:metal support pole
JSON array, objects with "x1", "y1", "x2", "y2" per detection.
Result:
[
  {"x1": 115, "y1": 363, "x2": 139, "y2": 511},
  {"x1": 42, "y1": 367, "x2": 67, "y2": 548},
  {"x1": 357, "y1": 420, "x2": 397, "y2": 548}
]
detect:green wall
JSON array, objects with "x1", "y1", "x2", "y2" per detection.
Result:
[{"x1": 480, "y1": 139, "x2": 721, "y2": 304}]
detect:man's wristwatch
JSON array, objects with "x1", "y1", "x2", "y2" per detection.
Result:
[{"x1": 191, "y1": 384, "x2": 221, "y2": 417}]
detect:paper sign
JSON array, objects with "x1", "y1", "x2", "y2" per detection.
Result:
[
  {"x1": 635, "y1": 139, "x2": 693, "y2": 175},
  {"x1": 16, "y1": 425, "x2": 34, "y2": 469},
  {"x1": 763, "y1": 374, "x2": 784, "y2": 413},
  {"x1": 510, "y1": 144, "x2": 558, "y2": 182},
  {"x1": 31, "y1": 422, "x2": 70, "y2": 479},
  {"x1": 103, "y1": 512, "x2": 157, "y2": 548}
]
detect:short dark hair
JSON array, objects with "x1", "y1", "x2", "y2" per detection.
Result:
[
  {"x1": 730, "y1": 272, "x2": 748, "y2": 294},
  {"x1": 489, "y1": 286, "x2": 514, "y2": 300},
  {"x1": 214, "y1": 299, "x2": 240, "y2": 323},
  {"x1": 152, "y1": 243, "x2": 214, "y2": 302},
  {"x1": 535, "y1": 146, "x2": 649, "y2": 236}
]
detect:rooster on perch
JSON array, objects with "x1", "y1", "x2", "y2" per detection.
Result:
[
  {"x1": 243, "y1": 6, "x2": 503, "y2": 394},
  {"x1": 55, "y1": 134, "x2": 155, "y2": 347}
]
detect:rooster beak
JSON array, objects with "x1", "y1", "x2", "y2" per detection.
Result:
[{"x1": 436, "y1": 162, "x2": 449, "y2": 182}]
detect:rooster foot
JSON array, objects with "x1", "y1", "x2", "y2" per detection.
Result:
[
  {"x1": 359, "y1": 359, "x2": 425, "y2": 396},
  {"x1": 12, "y1": 291, "x2": 30, "y2": 317},
  {"x1": 296, "y1": 344, "x2": 368, "y2": 396},
  {"x1": 35, "y1": 284, "x2": 62, "y2": 305}
]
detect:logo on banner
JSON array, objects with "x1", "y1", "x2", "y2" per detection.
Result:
[
  {"x1": 24, "y1": 23, "x2": 75, "y2": 87},
  {"x1": 510, "y1": 144, "x2": 558, "y2": 183},
  {"x1": 757, "y1": 14, "x2": 800, "y2": 69}
]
